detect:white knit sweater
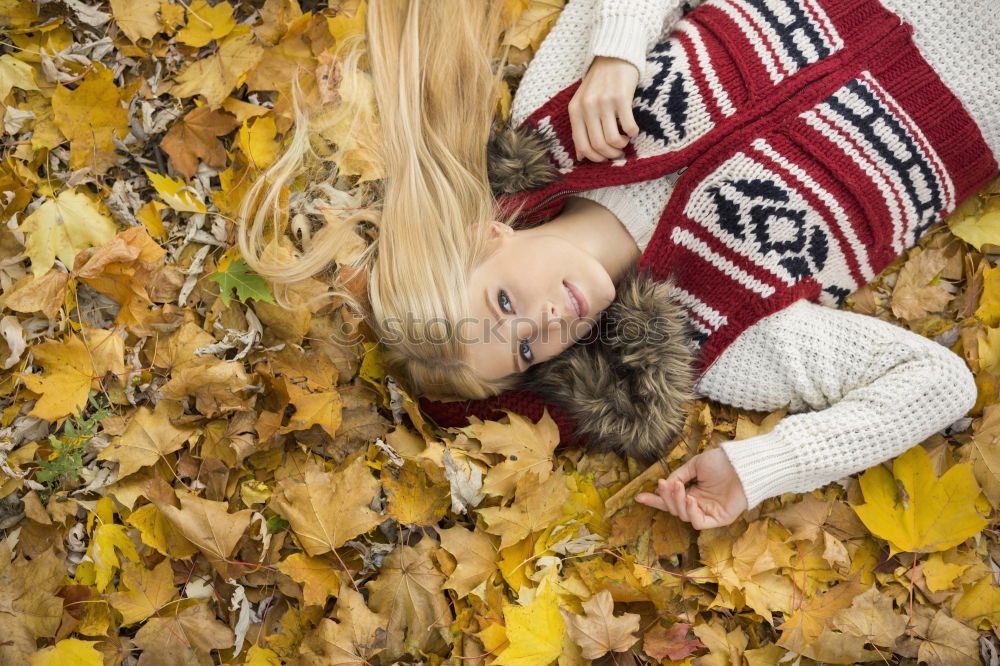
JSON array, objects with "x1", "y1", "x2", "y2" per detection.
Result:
[{"x1": 512, "y1": 0, "x2": 988, "y2": 509}]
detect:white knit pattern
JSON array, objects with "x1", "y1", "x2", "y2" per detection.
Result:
[
  {"x1": 698, "y1": 301, "x2": 977, "y2": 509},
  {"x1": 879, "y1": 0, "x2": 1000, "y2": 158}
]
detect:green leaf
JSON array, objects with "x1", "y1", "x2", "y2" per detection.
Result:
[{"x1": 209, "y1": 257, "x2": 276, "y2": 306}]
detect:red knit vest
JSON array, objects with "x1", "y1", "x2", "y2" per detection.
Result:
[{"x1": 420, "y1": 0, "x2": 998, "y2": 443}]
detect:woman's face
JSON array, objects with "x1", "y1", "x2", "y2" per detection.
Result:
[{"x1": 463, "y1": 222, "x2": 616, "y2": 381}]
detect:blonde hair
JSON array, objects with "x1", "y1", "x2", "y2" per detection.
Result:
[{"x1": 238, "y1": 0, "x2": 520, "y2": 400}]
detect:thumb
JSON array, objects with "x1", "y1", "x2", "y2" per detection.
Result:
[{"x1": 667, "y1": 456, "x2": 700, "y2": 487}]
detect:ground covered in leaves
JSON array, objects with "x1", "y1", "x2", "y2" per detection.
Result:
[{"x1": 0, "y1": 0, "x2": 998, "y2": 664}]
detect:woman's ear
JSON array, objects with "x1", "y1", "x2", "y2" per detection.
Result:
[{"x1": 490, "y1": 220, "x2": 514, "y2": 237}]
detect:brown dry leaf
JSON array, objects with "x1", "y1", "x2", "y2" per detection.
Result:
[
  {"x1": 478, "y1": 471, "x2": 571, "y2": 549},
  {"x1": 890, "y1": 248, "x2": 953, "y2": 320},
  {"x1": 2, "y1": 269, "x2": 69, "y2": 320},
  {"x1": 468, "y1": 411, "x2": 559, "y2": 499},
  {"x1": 154, "y1": 493, "x2": 253, "y2": 568},
  {"x1": 692, "y1": 618, "x2": 748, "y2": 666},
  {"x1": 964, "y1": 403, "x2": 1000, "y2": 508},
  {"x1": 830, "y1": 585, "x2": 907, "y2": 648},
  {"x1": 366, "y1": 536, "x2": 452, "y2": 658},
  {"x1": 438, "y1": 524, "x2": 499, "y2": 597},
  {"x1": 160, "y1": 106, "x2": 240, "y2": 179},
  {"x1": 159, "y1": 358, "x2": 251, "y2": 416},
  {"x1": 917, "y1": 611, "x2": 982, "y2": 666},
  {"x1": 73, "y1": 226, "x2": 167, "y2": 332},
  {"x1": 98, "y1": 400, "x2": 195, "y2": 478},
  {"x1": 299, "y1": 580, "x2": 388, "y2": 666},
  {"x1": 269, "y1": 454, "x2": 382, "y2": 556},
  {"x1": 562, "y1": 589, "x2": 640, "y2": 659},
  {"x1": 642, "y1": 622, "x2": 705, "y2": 661},
  {"x1": 776, "y1": 579, "x2": 866, "y2": 653},
  {"x1": 109, "y1": 560, "x2": 178, "y2": 625},
  {"x1": 132, "y1": 602, "x2": 234, "y2": 666}
]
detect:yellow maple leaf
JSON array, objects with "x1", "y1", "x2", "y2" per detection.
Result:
[
  {"x1": 0, "y1": 53, "x2": 39, "y2": 99},
  {"x1": 89, "y1": 523, "x2": 140, "y2": 593},
  {"x1": 27, "y1": 638, "x2": 103, "y2": 666},
  {"x1": 853, "y1": 446, "x2": 990, "y2": 554},
  {"x1": 21, "y1": 334, "x2": 95, "y2": 421},
  {"x1": 978, "y1": 326, "x2": 1000, "y2": 375},
  {"x1": 978, "y1": 265, "x2": 1000, "y2": 327},
  {"x1": 17, "y1": 189, "x2": 117, "y2": 279},
  {"x1": 108, "y1": 560, "x2": 178, "y2": 625},
  {"x1": 950, "y1": 209, "x2": 1000, "y2": 251},
  {"x1": 172, "y1": 27, "x2": 264, "y2": 108},
  {"x1": 269, "y1": 455, "x2": 382, "y2": 556},
  {"x1": 124, "y1": 503, "x2": 199, "y2": 559},
  {"x1": 275, "y1": 553, "x2": 341, "y2": 607},
  {"x1": 108, "y1": 0, "x2": 161, "y2": 42},
  {"x1": 145, "y1": 170, "x2": 207, "y2": 213},
  {"x1": 494, "y1": 578, "x2": 566, "y2": 666},
  {"x1": 98, "y1": 400, "x2": 195, "y2": 478},
  {"x1": 503, "y1": 0, "x2": 565, "y2": 52},
  {"x1": 175, "y1": 0, "x2": 236, "y2": 47},
  {"x1": 51, "y1": 65, "x2": 129, "y2": 174},
  {"x1": 244, "y1": 645, "x2": 283, "y2": 666},
  {"x1": 237, "y1": 115, "x2": 280, "y2": 170}
]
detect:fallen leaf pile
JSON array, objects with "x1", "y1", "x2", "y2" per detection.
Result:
[{"x1": 0, "y1": 1, "x2": 997, "y2": 664}]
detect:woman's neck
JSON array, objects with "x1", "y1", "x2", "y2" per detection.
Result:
[{"x1": 521, "y1": 196, "x2": 641, "y2": 285}]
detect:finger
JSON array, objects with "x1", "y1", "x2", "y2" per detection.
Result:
[
  {"x1": 568, "y1": 99, "x2": 592, "y2": 162},
  {"x1": 656, "y1": 478, "x2": 678, "y2": 515},
  {"x1": 667, "y1": 459, "x2": 699, "y2": 487},
  {"x1": 686, "y1": 495, "x2": 716, "y2": 530},
  {"x1": 672, "y1": 479, "x2": 691, "y2": 522},
  {"x1": 635, "y1": 491, "x2": 671, "y2": 513},
  {"x1": 617, "y1": 99, "x2": 640, "y2": 137},
  {"x1": 585, "y1": 109, "x2": 614, "y2": 160},
  {"x1": 601, "y1": 112, "x2": 628, "y2": 153}
]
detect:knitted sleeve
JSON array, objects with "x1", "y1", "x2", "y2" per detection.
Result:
[
  {"x1": 696, "y1": 300, "x2": 977, "y2": 510},
  {"x1": 590, "y1": 0, "x2": 685, "y2": 75}
]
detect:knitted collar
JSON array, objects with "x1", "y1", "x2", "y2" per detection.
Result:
[{"x1": 488, "y1": 127, "x2": 696, "y2": 462}]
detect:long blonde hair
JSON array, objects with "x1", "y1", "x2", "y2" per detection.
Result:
[{"x1": 238, "y1": 0, "x2": 519, "y2": 399}]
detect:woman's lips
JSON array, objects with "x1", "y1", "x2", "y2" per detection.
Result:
[{"x1": 563, "y1": 281, "x2": 588, "y2": 318}]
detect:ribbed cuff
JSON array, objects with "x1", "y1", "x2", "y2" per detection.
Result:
[
  {"x1": 590, "y1": 14, "x2": 648, "y2": 76},
  {"x1": 719, "y1": 431, "x2": 801, "y2": 510}
]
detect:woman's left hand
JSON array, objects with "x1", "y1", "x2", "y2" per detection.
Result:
[
  {"x1": 635, "y1": 448, "x2": 749, "y2": 529},
  {"x1": 568, "y1": 56, "x2": 640, "y2": 163}
]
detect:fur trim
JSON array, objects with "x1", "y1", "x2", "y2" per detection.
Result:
[
  {"x1": 487, "y1": 125, "x2": 557, "y2": 194},
  {"x1": 521, "y1": 270, "x2": 696, "y2": 462}
]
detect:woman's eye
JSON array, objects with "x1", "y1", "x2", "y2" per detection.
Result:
[
  {"x1": 498, "y1": 289, "x2": 514, "y2": 314},
  {"x1": 519, "y1": 339, "x2": 533, "y2": 366}
]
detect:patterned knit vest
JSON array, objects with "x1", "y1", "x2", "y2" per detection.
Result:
[{"x1": 419, "y1": 0, "x2": 998, "y2": 442}]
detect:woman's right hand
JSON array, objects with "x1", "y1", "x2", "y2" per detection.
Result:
[{"x1": 568, "y1": 56, "x2": 641, "y2": 163}]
